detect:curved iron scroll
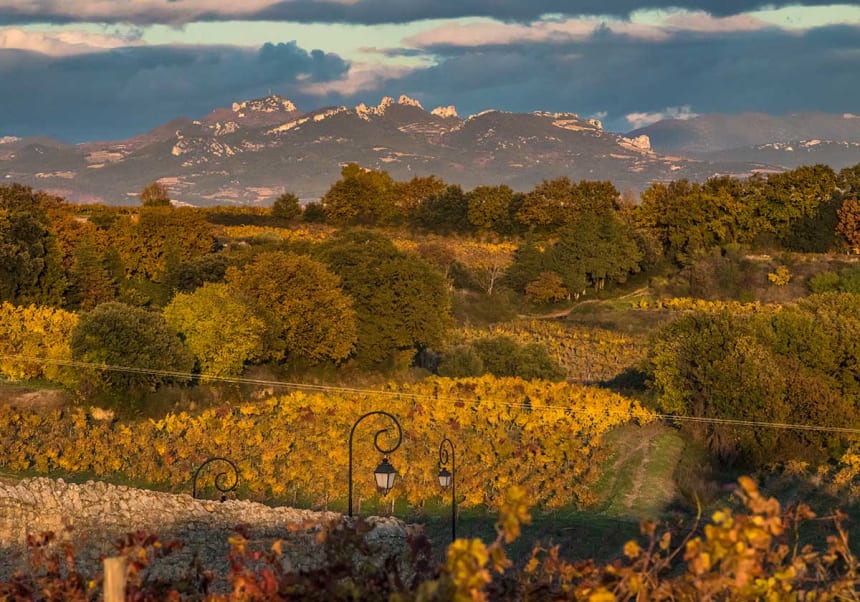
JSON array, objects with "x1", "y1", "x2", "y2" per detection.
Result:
[
  {"x1": 348, "y1": 411, "x2": 403, "y2": 517},
  {"x1": 192, "y1": 457, "x2": 239, "y2": 502},
  {"x1": 439, "y1": 437, "x2": 457, "y2": 541}
]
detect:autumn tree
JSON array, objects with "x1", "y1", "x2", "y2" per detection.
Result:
[
  {"x1": 271, "y1": 192, "x2": 302, "y2": 221},
  {"x1": 0, "y1": 302, "x2": 77, "y2": 385},
  {"x1": 71, "y1": 302, "x2": 193, "y2": 394},
  {"x1": 113, "y1": 207, "x2": 214, "y2": 284},
  {"x1": 226, "y1": 251, "x2": 356, "y2": 364},
  {"x1": 139, "y1": 182, "x2": 171, "y2": 207},
  {"x1": 163, "y1": 282, "x2": 266, "y2": 378},
  {"x1": 454, "y1": 241, "x2": 516, "y2": 295},
  {"x1": 317, "y1": 230, "x2": 451, "y2": 368},
  {"x1": 837, "y1": 198, "x2": 860, "y2": 253}
]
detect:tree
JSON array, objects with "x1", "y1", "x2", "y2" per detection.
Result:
[
  {"x1": 467, "y1": 185, "x2": 515, "y2": 234},
  {"x1": 649, "y1": 302, "x2": 859, "y2": 465},
  {"x1": 455, "y1": 241, "x2": 516, "y2": 295},
  {"x1": 71, "y1": 302, "x2": 193, "y2": 394},
  {"x1": 553, "y1": 211, "x2": 642, "y2": 293},
  {"x1": 139, "y1": 182, "x2": 171, "y2": 207},
  {"x1": 394, "y1": 175, "x2": 447, "y2": 219},
  {"x1": 113, "y1": 207, "x2": 214, "y2": 283},
  {"x1": 67, "y1": 235, "x2": 116, "y2": 310},
  {"x1": 410, "y1": 185, "x2": 471, "y2": 234},
  {"x1": 226, "y1": 251, "x2": 356, "y2": 364},
  {"x1": 317, "y1": 230, "x2": 451, "y2": 368},
  {"x1": 272, "y1": 192, "x2": 302, "y2": 221},
  {"x1": 525, "y1": 272, "x2": 568, "y2": 304},
  {"x1": 322, "y1": 163, "x2": 397, "y2": 226},
  {"x1": 516, "y1": 177, "x2": 577, "y2": 232},
  {"x1": 837, "y1": 198, "x2": 860, "y2": 254},
  {"x1": 753, "y1": 164, "x2": 837, "y2": 242},
  {"x1": 0, "y1": 185, "x2": 67, "y2": 306},
  {"x1": 163, "y1": 283, "x2": 267, "y2": 379}
]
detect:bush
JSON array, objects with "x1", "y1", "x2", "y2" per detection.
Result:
[{"x1": 437, "y1": 345, "x2": 484, "y2": 377}]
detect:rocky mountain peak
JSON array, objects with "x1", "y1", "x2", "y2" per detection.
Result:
[
  {"x1": 0, "y1": 136, "x2": 21, "y2": 144},
  {"x1": 231, "y1": 94, "x2": 299, "y2": 115},
  {"x1": 431, "y1": 106, "x2": 459, "y2": 119},
  {"x1": 397, "y1": 95, "x2": 424, "y2": 109}
]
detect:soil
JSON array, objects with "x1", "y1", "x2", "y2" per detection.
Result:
[{"x1": 0, "y1": 383, "x2": 70, "y2": 411}]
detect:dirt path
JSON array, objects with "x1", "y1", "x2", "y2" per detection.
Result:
[
  {"x1": 0, "y1": 383, "x2": 70, "y2": 410},
  {"x1": 596, "y1": 422, "x2": 684, "y2": 519}
]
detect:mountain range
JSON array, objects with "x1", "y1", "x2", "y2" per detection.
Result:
[{"x1": 2, "y1": 95, "x2": 859, "y2": 206}]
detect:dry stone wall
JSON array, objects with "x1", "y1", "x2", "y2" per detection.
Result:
[{"x1": 0, "y1": 478, "x2": 416, "y2": 587}]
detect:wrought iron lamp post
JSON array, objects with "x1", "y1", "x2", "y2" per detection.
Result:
[
  {"x1": 348, "y1": 411, "x2": 403, "y2": 517},
  {"x1": 438, "y1": 437, "x2": 456, "y2": 541},
  {"x1": 192, "y1": 457, "x2": 239, "y2": 502}
]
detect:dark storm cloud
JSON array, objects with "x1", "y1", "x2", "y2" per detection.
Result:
[
  {"x1": 333, "y1": 24, "x2": 860, "y2": 131},
  {"x1": 0, "y1": 41, "x2": 348, "y2": 141},
  {"x1": 0, "y1": 0, "x2": 847, "y2": 26}
]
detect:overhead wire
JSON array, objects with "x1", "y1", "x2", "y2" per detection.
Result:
[{"x1": 3, "y1": 353, "x2": 860, "y2": 436}]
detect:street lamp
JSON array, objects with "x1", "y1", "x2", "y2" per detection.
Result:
[
  {"x1": 438, "y1": 437, "x2": 456, "y2": 541},
  {"x1": 192, "y1": 457, "x2": 238, "y2": 502},
  {"x1": 348, "y1": 411, "x2": 403, "y2": 517}
]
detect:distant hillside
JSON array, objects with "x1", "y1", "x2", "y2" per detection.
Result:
[
  {"x1": 0, "y1": 94, "x2": 786, "y2": 206},
  {"x1": 628, "y1": 112, "x2": 860, "y2": 157}
]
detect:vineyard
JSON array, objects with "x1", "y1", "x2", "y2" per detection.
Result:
[
  {"x1": 0, "y1": 376, "x2": 653, "y2": 511},
  {"x1": 453, "y1": 321, "x2": 647, "y2": 383}
]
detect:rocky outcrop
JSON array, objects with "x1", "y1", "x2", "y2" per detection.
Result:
[{"x1": 0, "y1": 478, "x2": 418, "y2": 587}]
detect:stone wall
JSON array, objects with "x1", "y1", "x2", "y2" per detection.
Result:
[{"x1": 0, "y1": 478, "x2": 418, "y2": 589}]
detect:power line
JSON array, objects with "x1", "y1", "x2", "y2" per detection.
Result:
[{"x1": 3, "y1": 353, "x2": 860, "y2": 436}]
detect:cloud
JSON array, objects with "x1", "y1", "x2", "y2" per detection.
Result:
[
  {"x1": 0, "y1": 41, "x2": 349, "y2": 141},
  {"x1": 355, "y1": 25, "x2": 860, "y2": 132},
  {"x1": 0, "y1": 28, "x2": 143, "y2": 55},
  {"x1": 301, "y1": 62, "x2": 417, "y2": 95},
  {"x1": 625, "y1": 106, "x2": 699, "y2": 129},
  {"x1": 0, "y1": 0, "x2": 847, "y2": 25},
  {"x1": 402, "y1": 12, "x2": 777, "y2": 49}
]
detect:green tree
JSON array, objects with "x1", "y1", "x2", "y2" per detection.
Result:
[
  {"x1": 467, "y1": 185, "x2": 515, "y2": 234},
  {"x1": 71, "y1": 302, "x2": 193, "y2": 394},
  {"x1": 411, "y1": 184, "x2": 472, "y2": 234},
  {"x1": 0, "y1": 184, "x2": 67, "y2": 306},
  {"x1": 67, "y1": 235, "x2": 116, "y2": 310},
  {"x1": 163, "y1": 283, "x2": 266, "y2": 379},
  {"x1": 271, "y1": 192, "x2": 302, "y2": 221},
  {"x1": 318, "y1": 230, "x2": 451, "y2": 368},
  {"x1": 226, "y1": 251, "x2": 356, "y2": 364},
  {"x1": 473, "y1": 336, "x2": 565, "y2": 381},
  {"x1": 649, "y1": 302, "x2": 858, "y2": 465},
  {"x1": 322, "y1": 163, "x2": 397, "y2": 226},
  {"x1": 139, "y1": 182, "x2": 171, "y2": 207},
  {"x1": 394, "y1": 175, "x2": 447, "y2": 219},
  {"x1": 302, "y1": 201, "x2": 327, "y2": 223}
]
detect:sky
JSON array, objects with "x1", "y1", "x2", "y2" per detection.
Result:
[{"x1": 0, "y1": 1, "x2": 859, "y2": 141}]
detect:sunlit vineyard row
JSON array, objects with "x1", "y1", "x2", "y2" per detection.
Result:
[
  {"x1": 0, "y1": 376, "x2": 653, "y2": 510},
  {"x1": 453, "y1": 320, "x2": 647, "y2": 383}
]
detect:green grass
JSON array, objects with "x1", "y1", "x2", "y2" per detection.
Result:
[{"x1": 591, "y1": 422, "x2": 685, "y2": 519}]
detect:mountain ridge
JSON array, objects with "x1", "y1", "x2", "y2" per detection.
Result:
[{"x1": 1, "y1": 95, "x2": 854, "y2": 206}]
